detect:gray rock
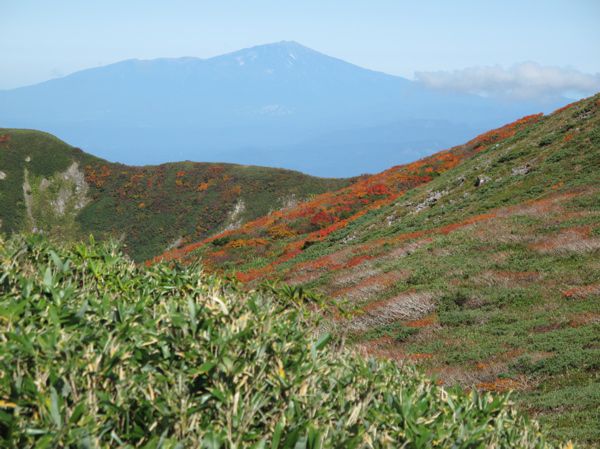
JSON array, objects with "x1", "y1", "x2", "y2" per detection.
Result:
[
  {"x1": 474, "y1": 175, "x2": 491, "y2": 187},
  {"x1": 512, "y1": 164, "x2": 532, "y2": 176},
  {"x1": 414, "y1": 190, "x2": 446, "y2": 212}
]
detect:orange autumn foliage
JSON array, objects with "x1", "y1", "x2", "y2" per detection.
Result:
[
  {"x1": 153, "y1": 112, "x2": 546, "y2": 286},
  {"x1": 85, "y1": 165, "x2": 112, "y2": 188},
  {"x1": 226, "y1": 238, "x2": 268, "y2": 249},
  {"x1": 310, "y1": 210, "x2": 337, "y2": 227},
  {"x1": 344, "y1": 254, "x2": 374, "y2": 269},
  {"x1": 267, "y1": 223, "x2": 296, "y2": 239},
  {"x1": 476, "y1": 378, "x2": 522, "y2": 392}
]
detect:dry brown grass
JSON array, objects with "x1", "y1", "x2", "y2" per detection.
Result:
[
  {"x1": 531, "y1": 226, "x2": 600, "y2": 254},
  {"x1": 348, "y1": 291, "x2": 436, "y2": 331},
  {"x1": 331, "y1": 270, "x2": 410, "y2": 303},
  {"x1": 475, "y1": 270, "x2": 543, "y2": 288},
  {"x1": 562, "y1": 283, "x2": 600, "y2": 299}
]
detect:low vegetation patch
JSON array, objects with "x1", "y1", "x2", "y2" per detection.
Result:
[{"x1": 0, "y1": 236, "x2": 566, "y2": 448}]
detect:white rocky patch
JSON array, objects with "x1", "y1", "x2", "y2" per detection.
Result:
[
  {"x1": 50, "y1": 162, "x2": 90, "y2": 215},
  {"x1": 165, "y1": 237, "x2": 183, "y2": 251},
  {"x1": 22, "y1": 162, "x2": 91, "y2": 233},
  {"x1": 280, "y1": 193, "x2": 298, "y2": 210},
  {"x1": 512, "y1": 164, "x2": 532, "y2": 176},
  {"x1": 413, "y1": 190, "x2": 447, "y2": 213},
  {"x1": 475, "y1": 175, "x2": 491, "y2": 187},
  {"x1": 223, "y1": 198, "x2": 246, "y2": 231},
  {"x1": 22, "y1": 167, "x2": 36, "y2": 231}
]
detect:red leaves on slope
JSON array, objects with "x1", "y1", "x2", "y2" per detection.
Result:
[
  {"x1": 153, "y1": 112, "x2": 546, "y2": 280},
  {"x1": 310, "y1": 210, "x2": 337, "y2": 227},
  {"x1": 470, "y1": 114, "x2": 543, "y2": 150},
  {"x1": 85, "y1": 165, "x2": 112, "y2": 188}
]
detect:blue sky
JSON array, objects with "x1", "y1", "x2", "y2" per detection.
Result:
[{"x1": 1, "y1": 0, "x2": 599, "y2": 90}]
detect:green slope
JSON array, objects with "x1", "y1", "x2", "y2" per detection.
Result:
[
  {"x1": 0, "y1": 129, "x2": 349, "y2": 260},
  {"x1": 172, "y1": 94, "x2": 600, "y2": 445},
  {"x1": 0, "y1": 235, "x2": 567, "y2": 448}
]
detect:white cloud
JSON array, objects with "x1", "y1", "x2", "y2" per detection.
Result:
[{"x1": 415, "y1": 62, "x2": 600, "y2": 100}]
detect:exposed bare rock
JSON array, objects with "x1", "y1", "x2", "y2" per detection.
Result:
[
  {"x1": 280, "y1": 193, "x2": 298, "y2": 210},
  {"x1": 474, "y1": 175, "x2": 490, "y2": 187},
  {"x1": 512, "y1": 164, "x2": 532, "y2": 176},
  {"x1": 414, "y1": 190, "x2": 447, "y2": 213},
  {"x1": 22, "y1": 167, "x2": 36, "y2": 231},
  {"x1": 223, "y1": 198, "x2": 246, "y2": 231},
  {"x1": 51, "y1": 162, "x2": 90, "y2": 215},
  {"x1": 22, "y1": 162, "x2": 90, "y2": 235},
  {"x1": 165, "y1": 237, "x2": 184, "y2": 252}
]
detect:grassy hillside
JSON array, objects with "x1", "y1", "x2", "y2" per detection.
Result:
[
  {"x1": 0, "y1": 235, "x2": 569, "y2": 448},
  {"x1": 160, "y1": 94, "x2": 600, "y2": 445},
  {"x1": 0, "y1": 129, "x2": 349, "y2": 261}
]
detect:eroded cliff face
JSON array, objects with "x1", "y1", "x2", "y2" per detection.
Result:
[
  {"x1": 22, "y1": 161, "x2": 90, "y2": 238},
  {"x1": 222, "y1": 198, "x2": 246, "y2": 232}
]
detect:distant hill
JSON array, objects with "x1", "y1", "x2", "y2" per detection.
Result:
[
  {"x1": 0, "y1": 129, "x2": 349, "y2": 260},
  {"x1": 158, "y1": 94, "x2": 600, "y2": 445},
  {"x1": 0, "y1": 41, "x2": 566, "y2": 176}
]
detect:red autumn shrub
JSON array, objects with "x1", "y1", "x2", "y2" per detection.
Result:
[
  {"x1": 367, "y1": 184, "x2": 391, "y2": 196},
  {"x1": 310, "y1": 210, "x2": 336, "y2": 227}
]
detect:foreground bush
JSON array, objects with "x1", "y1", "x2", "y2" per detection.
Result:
[{"x1": 0, "y1": 236, "x2": 565, "y2": 448}]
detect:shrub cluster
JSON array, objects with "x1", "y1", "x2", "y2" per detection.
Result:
[{"x1": 0, "y1": 236, "x2": 565, "y2": 448}]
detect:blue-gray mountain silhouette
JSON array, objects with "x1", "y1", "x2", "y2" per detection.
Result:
[{"x1": 0, "y1": 41, "x2": 564, "y2": 176}]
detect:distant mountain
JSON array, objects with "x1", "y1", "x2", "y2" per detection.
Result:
[
  {"x1": 0, "y1": 41, "x2": 566, "y2": 176},
  {"x1": 0, "y1": 128, "x2": 348, "y2": 261}
]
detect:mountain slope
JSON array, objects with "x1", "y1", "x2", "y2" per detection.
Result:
[
  {"x1": 0, "y1": 41, "x2": 564, "y2": 176},
  {"x1": 0, "y1": 129, "x2": 349, "y2": 261},
  {"x1": 160, "y1": 94, "x2": 600, "y2": 445},
  {"x1": 0, "y1": 235, "x2": 566, "y2": 448}
]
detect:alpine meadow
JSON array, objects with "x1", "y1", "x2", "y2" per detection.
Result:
[{"x1": 1, "y1": 2, "x2": 599, "y2": 448}]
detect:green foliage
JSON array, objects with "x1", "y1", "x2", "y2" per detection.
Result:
[
  {"x1": 0, "y1": 129, "x2": 349, "y2": 261},
  {"x1": 212, "y1": 236, "x2": 233, "y2": 247},
  {"x1": 0, "y1": 236, "x2": 561, "y2": 448},
  {"x1": 360, "y1": 322, "x2": 419, "y2": 343}
]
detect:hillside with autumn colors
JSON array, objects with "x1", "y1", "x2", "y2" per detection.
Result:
[
  {"x1": 0, "y1": 130, "x2": 349, "y2": 260},
  {"x1": 158, "y1": 94, "x2": 600, "y2": 445},
  {"x1": 157, "y1": 111, "x2": 545, "y2": 270}
]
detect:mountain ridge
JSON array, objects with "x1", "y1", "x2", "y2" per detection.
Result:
[
  {"x1": 0, "y1": 41, "x2": 567, "y2": 176},
  {"x1": 0, "y1": 128, "x2": 349, "y2": 261},
  {"x1": 0, "y1": 41, "x2": 403, "y2": 92}
]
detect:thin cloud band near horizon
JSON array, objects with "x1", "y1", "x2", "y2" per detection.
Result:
[{"x1": 415, "y1": 62, "x2": 600, "y2": 100}]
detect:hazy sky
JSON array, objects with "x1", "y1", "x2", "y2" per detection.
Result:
[{"x1": 1, "y1": 0, "x2": 599, "y2": 90}]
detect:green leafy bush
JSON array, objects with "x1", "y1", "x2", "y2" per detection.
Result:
[{"x1": 0, "y1": 236, "x2": 565, "y2": 448}]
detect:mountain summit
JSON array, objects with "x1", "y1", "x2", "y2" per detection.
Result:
[
  {"x1": 212, "y1": 41, "x2": 347, "y2": 70},
  {"x1": 0, "y1": 42, "x2": 565, "y2": 176}
]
